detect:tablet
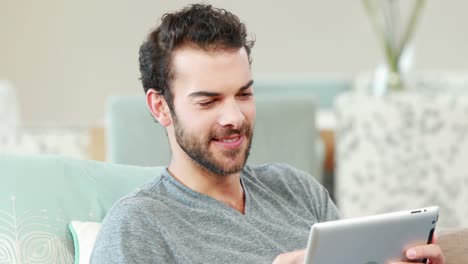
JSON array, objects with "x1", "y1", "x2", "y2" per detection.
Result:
[{"x1": 304, "y1": 206, "x2": 439, "y2": 264}]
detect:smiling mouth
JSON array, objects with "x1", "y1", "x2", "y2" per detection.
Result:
[
  {"x1": 212, "y1": 134, "x2": 244, "y2": 149},
  {"x1": 215, "y1": 136, "x2": 241, "y2": 143}
]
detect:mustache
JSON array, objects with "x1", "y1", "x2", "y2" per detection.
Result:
[{"x1": 211, "y1": 124, "x2": 252, "y2": 139}]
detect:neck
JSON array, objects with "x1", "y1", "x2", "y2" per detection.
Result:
[{"x1": 167, "y1": 156, "x2": 245, "y2": 214}]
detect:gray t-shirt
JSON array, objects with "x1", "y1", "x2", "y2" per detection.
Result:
[{"x1": 91, "y1": 163, "x2": 339, "y2": 264}]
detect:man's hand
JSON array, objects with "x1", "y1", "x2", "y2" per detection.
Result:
[
  {"x1": 272, "y1": 244, "x2": 445, "y2": 264},
  {"x1": 272, "y1": 249, "x2": 305, "y2": 264},
  {"x1": 390, "y1": 244, "x2": 445, "y2": 264},
  {"x1": 272, "y1": 243, "x2": 445, "y2": 264}
]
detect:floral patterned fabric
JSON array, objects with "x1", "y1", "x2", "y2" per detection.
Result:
[{"x1": 334, "y1": 91, "x2": 468, "y2": 228}]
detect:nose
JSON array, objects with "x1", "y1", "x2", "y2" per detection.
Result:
[{"x1": 217, "y1": 99, "x2": 245, "y2": 128}]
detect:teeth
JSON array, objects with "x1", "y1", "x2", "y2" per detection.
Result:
[{"x1": 220, "y1": 137, "x2": 238, "y2": 143}]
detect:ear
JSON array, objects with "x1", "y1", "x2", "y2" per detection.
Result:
[{"x1": 146, "y1": 89, "x2": 172, "y2": 127}]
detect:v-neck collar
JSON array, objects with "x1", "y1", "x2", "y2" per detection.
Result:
[{"x1": 161, "y1": 168, "x2": 252, "y2": 217}]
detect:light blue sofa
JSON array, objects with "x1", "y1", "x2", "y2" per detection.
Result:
[
  {"x1": 253, "y1": 76, "x2": 350, "y2": 109},
  {"x1": 0, "y1": 154, "x2": 162, "y2": 263}
]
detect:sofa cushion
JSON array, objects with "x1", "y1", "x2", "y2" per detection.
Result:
[{"x1": 0, "y1": 154, "x2": 162, "y2": 263}]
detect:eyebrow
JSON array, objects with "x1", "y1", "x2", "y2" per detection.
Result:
[{"x1": 188, "y1": 80, "x2": 254, "y2": 98}]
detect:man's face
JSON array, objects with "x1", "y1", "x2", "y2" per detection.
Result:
[{"x1": 169, "y1": 45, "x2": 255, "y2": 175}]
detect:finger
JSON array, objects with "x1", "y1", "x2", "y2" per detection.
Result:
[
  {"x1": 386, "y1": 259, "x2": 418, "y2": 264},
  {"x1": 290, "y1": 249, "x2": 306, "y2": 264},
  {"x1": 406, "y1": 244, "x2": 443, "y2": 260},
  {"x1": 388, "y1": 262, "x2": 418, "y2": 264},
  {"x1": 272, "y1": 249, "x2": 306, "y2": 264}
]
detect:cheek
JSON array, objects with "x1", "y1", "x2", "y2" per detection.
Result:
[
  {"x1": 180, "y1": 110, "x2": 216, "y2": 136},
  {"x1": 172, "y1": 99, "x2": 217, "y2": 138},
  {"x1": 243, "y1": 102, "x2": 256, "y2": 124}
]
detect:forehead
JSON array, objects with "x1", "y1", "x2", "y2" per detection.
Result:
[{"x1": 170, "y1": 45, "x2": 252, "y2": 96}]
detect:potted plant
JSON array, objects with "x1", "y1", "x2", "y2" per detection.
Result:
[{"x1": 362, "y1": 0, "x2": 426, "y2": 95}]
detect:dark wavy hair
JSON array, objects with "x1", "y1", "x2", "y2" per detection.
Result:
[{"x1": 139, "y1": 4, "x2": 255, "y2": 111}]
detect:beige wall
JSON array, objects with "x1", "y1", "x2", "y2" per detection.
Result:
[{"x1": 1, "y1": 0, "x2": 466, "y2": 127}]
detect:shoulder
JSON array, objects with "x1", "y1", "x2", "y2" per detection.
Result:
[
  {"x1": 105, "y1": 176, "x2": 170, "y2": 221},
  {"x1": 97, "y1": 171, "x2": 179, "y2": 234},
  {"x1": 92, "y1": 178, "x2": 172, "y2": 262},
  {"x1": 92, "y1": 199, "x2": 170, "y2": 264}
]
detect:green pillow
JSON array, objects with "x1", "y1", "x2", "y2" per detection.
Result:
[{"x1": 0, "y1": 154, "x2": 162, "y2": 263}]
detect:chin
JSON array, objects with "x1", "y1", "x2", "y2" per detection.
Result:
[{"x1": 204, "y1": 155, "x2": 247, "y2": 176}]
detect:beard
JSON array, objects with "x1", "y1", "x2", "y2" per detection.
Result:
[{"x1": 173, "y1": 115, "x2": 253, "y2": 176}]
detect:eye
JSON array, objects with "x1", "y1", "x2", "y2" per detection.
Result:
[
  {"x1": 198, "y1": 100, "x2": 215, "y2": 107},
  {"x1": 239, "y1": 92, "x2": 253, "y2": 98}
]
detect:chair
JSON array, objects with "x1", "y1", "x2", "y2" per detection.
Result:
[{"x1": 253, "y1": 76, "x2": 350, "y2": 109}]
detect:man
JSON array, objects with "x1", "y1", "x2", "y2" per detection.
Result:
[{"x1": 91, "y1": 4, "x2": 445, "y2": 264}]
